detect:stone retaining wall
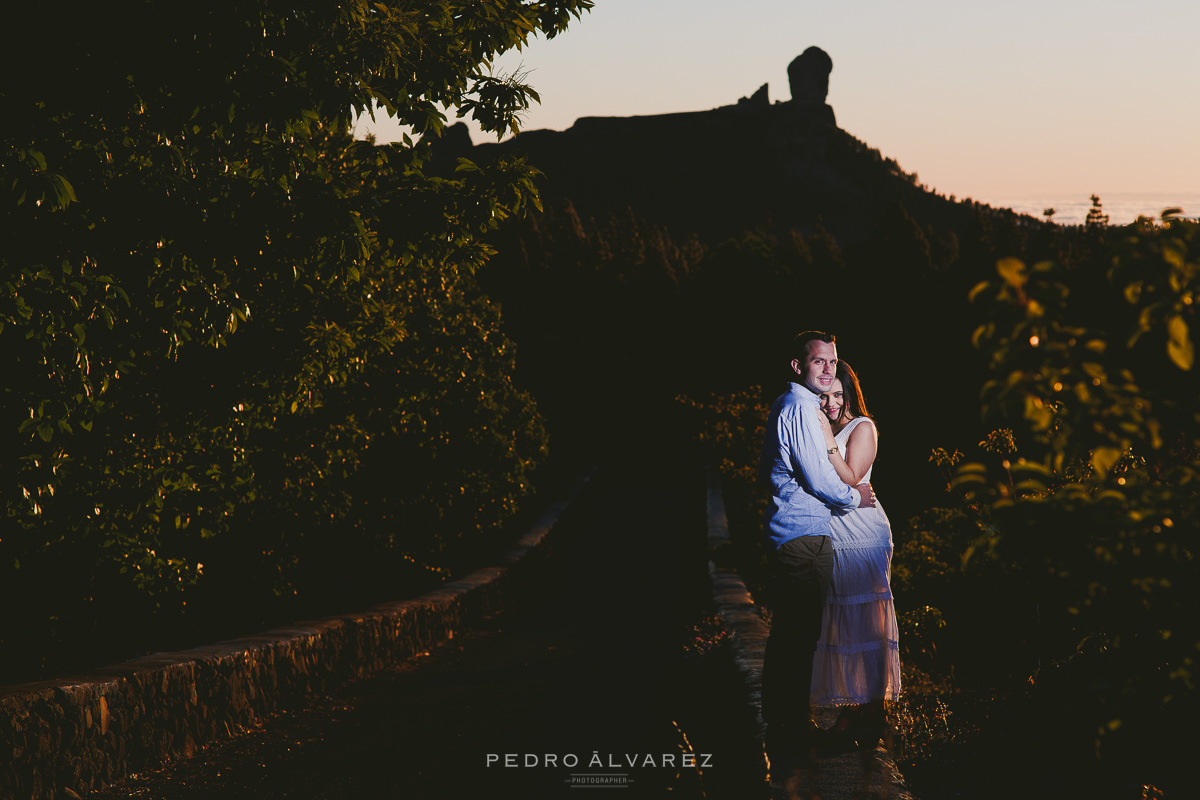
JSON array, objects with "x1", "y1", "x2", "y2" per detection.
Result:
[{"x1": 0, "y1": 472, "x2": 591, "y2": 800}]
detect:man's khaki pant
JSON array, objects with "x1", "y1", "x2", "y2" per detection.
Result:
[{"x1": 760, "y1": 533, "x2": 833, "y2": 726}]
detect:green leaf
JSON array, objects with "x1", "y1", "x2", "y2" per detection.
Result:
[
  {"x1": 1167, "y1": 315, "x2": 1193, "y2": 370},
  {"x1": 1091, "y1": 447, "x2": 1122, "y2": 478},
  {"x1": 996, "y1": 257, "x2": 1027, "y2": 289},
  {"x1": 1162, "y1": 243, "x2": 1185, "y2": 270}
]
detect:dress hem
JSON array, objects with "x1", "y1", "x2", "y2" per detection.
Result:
[{"x1": 815, "y1": 639, "x2": 899, "y2": 656}]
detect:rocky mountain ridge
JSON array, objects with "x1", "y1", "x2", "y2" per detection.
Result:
[{"x1": 439, "y1": 47, "x2": 995, "y2": 245}]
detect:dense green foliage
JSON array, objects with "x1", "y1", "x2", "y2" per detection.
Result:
[
  {"x1": 1, "y1": 1, "x2": 591, "y2": 679},
  {"x1": 929, "y1": 212, "x2": 1198, "y2": 768}
]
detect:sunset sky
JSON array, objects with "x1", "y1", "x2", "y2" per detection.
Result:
[{"x1": 357, "y1": 0, "x2": 1200, "y2": 209}]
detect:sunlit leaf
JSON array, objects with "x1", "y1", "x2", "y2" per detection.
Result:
[
  {"x1": 1167, "y1": 315, "x2": 1193, "y2": 370},
  {"x1": 996, "y1": 257, "x2": 1027, "y2": 289},
  {"x1": 1091, "y1": 446, "x2": 1122, "y2": 478}
]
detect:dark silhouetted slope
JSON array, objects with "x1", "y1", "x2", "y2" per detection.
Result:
[{"x1": 441, "y1": 51, "x2": 990, "y2": 246}]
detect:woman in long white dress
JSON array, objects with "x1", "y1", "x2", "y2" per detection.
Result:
[{"x1": 811, "y1": 360, "x2": 900, "y2": 748}]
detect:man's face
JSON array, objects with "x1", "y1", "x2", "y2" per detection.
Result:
[{"x1": 792, "y1": 340, "x2": 837, "y2": 395}]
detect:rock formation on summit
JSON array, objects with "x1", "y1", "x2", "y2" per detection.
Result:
[
  {"x1": 737, "y1": 83, "x2": 770, "y2": 108},
  {"x1": 788, "y1": 46, "x2": 833, "y2": 107}
]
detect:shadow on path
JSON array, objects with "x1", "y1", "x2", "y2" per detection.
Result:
[{"x1": 89, "y1": 444, "x2": 764, "y2": 798}]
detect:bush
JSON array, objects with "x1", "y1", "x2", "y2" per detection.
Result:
[
  {"x1": 924, "y1": 212, "x2": 1199, "y2": 778},
  {"x1": 0, "y1": 1, "x2": 592, "y2": 680}
]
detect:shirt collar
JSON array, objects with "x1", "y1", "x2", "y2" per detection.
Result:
[{"x1": 788, "y1": 382, "x2": 821, "y2": 406}]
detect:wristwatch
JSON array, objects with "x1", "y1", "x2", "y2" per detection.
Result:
[{"x1": 827, "y1": 446, "x2": 838, "y2": 454}]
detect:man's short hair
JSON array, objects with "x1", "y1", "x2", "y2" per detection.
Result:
[
  {"x1": 791, "y1": 330, "x2": 836, "y2": 362},
  {"x1": 784, "y1": 330, "x2": 836, "y2": 381}
]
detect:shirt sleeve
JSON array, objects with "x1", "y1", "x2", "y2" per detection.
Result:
[{"x1": 792, "y1": 403, "x2": 857, "y2": 510}]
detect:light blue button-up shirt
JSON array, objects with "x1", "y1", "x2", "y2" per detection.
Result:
[{"x1": 759, "y1": 382, "x2": 857, "y2": 549}]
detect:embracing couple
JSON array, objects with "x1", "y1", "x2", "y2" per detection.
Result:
[{"x1": 759, "y1": 330, "x2": 901, "y2": 756}]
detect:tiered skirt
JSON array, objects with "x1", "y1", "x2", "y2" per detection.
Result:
[{"x1": 811, "y1": 504, "x2": 901, "y2": 705}]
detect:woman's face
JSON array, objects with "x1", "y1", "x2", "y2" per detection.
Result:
[{"x1": 819, "y1": 378, "x2": 845, "y2": 423}]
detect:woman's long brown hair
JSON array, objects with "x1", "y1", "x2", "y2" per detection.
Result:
[{"x1": 833, "y1": 360, "x2": 872, "y2": 424}]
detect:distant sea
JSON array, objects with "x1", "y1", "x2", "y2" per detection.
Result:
[{"x1": 986, "y1": 193, "x2": 1200, "y2": 226}]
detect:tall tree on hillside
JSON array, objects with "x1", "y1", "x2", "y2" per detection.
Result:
[{"x1": 865, "y1": 202, "x2": 934, "y2": 278}]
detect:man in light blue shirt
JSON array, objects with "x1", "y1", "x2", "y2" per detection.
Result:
[{"x1": 759, "y1": 330, "x2": 874, "y2": 752}]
